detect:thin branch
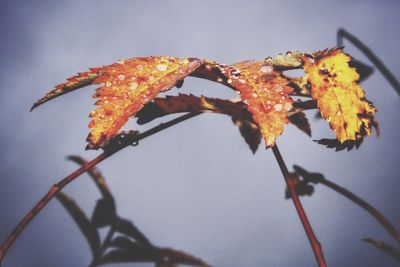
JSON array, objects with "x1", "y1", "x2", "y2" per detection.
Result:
[
  {"x1": 322, "y1": 179, "x2": 400, "y2": 244},
  {"x1": 272, "y1": 145, "x2": 327, "y2": 267},
  {"x1": 0, "y1": 112, "x2": 200, "y2": 263},
  {"x1": 293, "y1": 166, "x2": 400, "y2": 244}
]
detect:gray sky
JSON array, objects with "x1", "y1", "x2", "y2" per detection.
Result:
[{"x1": 0, "y1": 0, "x2": 399, "y2": 266}]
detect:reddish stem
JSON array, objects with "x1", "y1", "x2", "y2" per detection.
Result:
[
  {"x1": 272, "y1": 145, "x2": 327, "y2": 267},
  {"x1": 0, "y1": 112, "x2": 199, "y2": 263}
]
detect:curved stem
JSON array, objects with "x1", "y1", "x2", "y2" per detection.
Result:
[
  {"x1": 272, "y1": 145, "x2": 327, "y2": 267},
  {"x1": 0, "y1": 112, "x2": 200, "y2": 263},
  {"x1": 319, "y1": 178, "x2": 400, "y2": 244}
]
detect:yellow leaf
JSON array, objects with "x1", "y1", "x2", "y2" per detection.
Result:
[{"x1": 303, "y1": 48, "x2": 377, "y2": 143}]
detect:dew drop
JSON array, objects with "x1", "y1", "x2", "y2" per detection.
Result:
[
  {"x1": 274, "y1": 103, "x2": 283, "y2": 112},
  {"x1": 217, "y1": 78, "x2": 223, "y2": 83},
  {"x1": 284, "y1": 102, "x2": 292, "y2": 111},
  {"x1": 252, "y1": 93, "x2": 258, "y2": 98},
  {"x1": 130, "y1": 82, "x2": 138, "y2": 90},
  {"x1": 227, "y1": 79, "x2": 232, "y2": 84},
  {"x1": 260, "y1": 65, "x2": 273, "y2": 73},
  {"x1": 136, "y1": 64, "x2": 144, "y2": 70},
  {"x1": 118, "y1": 74, "x2": 125, "y2": 81},
  {"x1": 156, "y1": 64, "x2": 168, "y2": 71}
]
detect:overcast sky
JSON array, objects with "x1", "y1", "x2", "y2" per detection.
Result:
[{"x1": 0, "y1": 0, "x2": 399, "y2": 266}]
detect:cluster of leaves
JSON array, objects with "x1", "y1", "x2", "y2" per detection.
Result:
[
  {"x1": 31, "y1": 48, "x2": 378, "y2": 152},
  {"x1": 56, "y1": 156, "x2": 209, "y2": 267},
  {"x1": 286, "y1": 165, "x2": 400, "y2": 262}
]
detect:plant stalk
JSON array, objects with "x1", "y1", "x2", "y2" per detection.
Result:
[{"x1": 272, "y1": 145, "x2": 327, "y2": 267}]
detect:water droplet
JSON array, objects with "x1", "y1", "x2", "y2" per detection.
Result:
[
  {"x1": 131, "y1": 76, "x2": 136, "y2": 80},
  {"x1": 274, "y1": 85, "x2": 283, "y2": 92},
  {"x1": 130, "y1": 82, "x2": 138, "y2": 90},
  {"x1": 284, "y1": 102, "x2": 292, "y2": 111},
  {"x1": 118, "y1": 74, "x2": 125, "y2": 81},
  {"x1": 260, "y1": 65, "x2": 273, "y2": 73},
  {"x1": 227, "y1": 79, "x2": 232, "y2": 84},
  {"x1": 217, "y1": 78, "x2": 223, "y2": 83},
  {"x1": 239, "y1": 79, "x2": 246, "y2": 84},
  {"x1": 252, "y1": 93, "x2": 258, "y2": 98},
  {"x1": 105, "y1": 82, "x2": 112, "y2": 87},
  {"x1": 337, "y1": 111, "x2": 342, "y2": 116},
  {"x1": 274, "y1": 103, "x2": 283, "y2": 112},
  {"x1": 156, "y1": 64, "x2": 168, "y2": 71},
  {"x1": 136, "y1": 64, "x2": 144, "y2": 70}
]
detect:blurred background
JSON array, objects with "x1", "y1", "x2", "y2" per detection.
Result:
[{"x1": 0, "y1": 0, "x2": 399, "y2": 266}]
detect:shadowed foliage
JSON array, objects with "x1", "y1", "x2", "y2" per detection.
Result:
[{"x1": 56, "y1": 156, "x2": 209, "y2": 267}]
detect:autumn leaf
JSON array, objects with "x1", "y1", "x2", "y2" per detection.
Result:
[
  {"x1": 314, "y1": 138, "x2": 363, "y2": 152},
  {"x1": 32, "y1": 57, "x2": 202, "y2": 149},
  {"x1": 136, "y1": 94, "x2": 261, "y2": 152},
  {"x1": 288, "y1": 111, "x2": 311, "y2": 136},
  {"x1": 303, "y1": 48, "x2": 377, "y2": 143},
  {"x1": 231, "y1": 117, "x2": 262, "y2": 153},
  {"x1": 136, "y1": 94, "x2": 252, "y2": 123},
  {"x1": 223, "y1": 60, "x2": 294, "y2": 147}
]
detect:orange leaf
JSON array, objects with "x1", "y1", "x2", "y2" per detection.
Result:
[
  {"x1": 33, "y1": 57, "x2": 202, "y2": 149},
  {"x1": 87, "y1": 57, "x2": 202, "y2": 149},
  {"x1": 221, "y1": 60, "x2": 294, "y2": 147},
  {"x1": 303, "y1": 48, "x2": 377, "y2": 143}
]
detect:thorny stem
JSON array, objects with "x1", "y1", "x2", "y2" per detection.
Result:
[
  {"x1": 0, "y1": 112, "x2": 200, "y2": 264},
  {"x1": 272, "y1": 145, "x2": 327, "y2": 267}
]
